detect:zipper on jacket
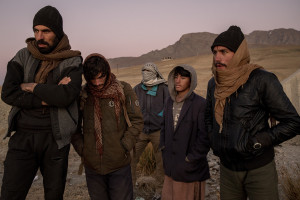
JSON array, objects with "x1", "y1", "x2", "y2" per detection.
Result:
[{"x1": 221, "y1": 97, "x2": 230, "y2": 153}]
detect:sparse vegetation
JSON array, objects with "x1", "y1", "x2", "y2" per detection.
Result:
[
  {"x1": 137, "y1": 143, "x2": 156, "y2": 176},
  {"x1": 281, "y1": 164, "x2": 300, "y2": 200},
  {"x1": 134, "y1": 143, "x2": 157, "y2": 199}
]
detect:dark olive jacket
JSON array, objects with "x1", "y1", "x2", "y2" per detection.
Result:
[{"x1": 72, "y1": 81, "x2": 143, "y2": 175}]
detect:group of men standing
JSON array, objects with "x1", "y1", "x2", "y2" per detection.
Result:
[{"x1": 1, "y1": 5, "x2": 300, "y2": 200}]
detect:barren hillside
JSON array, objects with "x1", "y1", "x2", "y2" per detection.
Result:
[
  {"x1": 113, "y1": 45, "x2": 300, "y2": 97},
  {"x1": 108, "y1": 28, "x2": 300, "y2": 68}
]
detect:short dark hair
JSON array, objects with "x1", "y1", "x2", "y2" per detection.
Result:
[
  {"x1": 174, "y1": 66, "x2": 190, "y2": 78},
  {"x1": 83, "y1": 56, "x2": 110, "y2": 81}
]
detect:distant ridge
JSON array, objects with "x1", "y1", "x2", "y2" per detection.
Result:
[
  {"x1": 246, "y1": 28, "x2": 300, "y2": 45},
  {"x1": 108, "y1": 28, "x2": 300, "y2": 68}
]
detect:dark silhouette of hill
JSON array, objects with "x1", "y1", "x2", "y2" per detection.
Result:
[{"x1": 108, "y1": 28, "x2": 300, "y2": 68}]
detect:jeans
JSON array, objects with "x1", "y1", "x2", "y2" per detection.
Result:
[{"x1": 85, "y1": 165, "x2": 133, "y2": 200}]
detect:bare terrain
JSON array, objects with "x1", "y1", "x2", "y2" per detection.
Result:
[{"x1": 0, "y1": 45, "x2": 300, "y2": 199}]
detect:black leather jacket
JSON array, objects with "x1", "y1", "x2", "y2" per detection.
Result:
[{"x1": 205, "y1": 68, "x2": 300, "y2": 171}]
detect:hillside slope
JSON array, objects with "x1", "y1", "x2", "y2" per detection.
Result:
[{"x1": 108, "y1": 28, "x2": 300, "y2": 68}]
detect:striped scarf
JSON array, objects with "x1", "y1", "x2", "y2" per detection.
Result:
[{"x1": 87, "y1": 73, "x2": 125, "y2": 155}]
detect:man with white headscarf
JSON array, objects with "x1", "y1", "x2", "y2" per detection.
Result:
[{"x1": 132, "y1": 62, "x2": 169, "y2": 200}]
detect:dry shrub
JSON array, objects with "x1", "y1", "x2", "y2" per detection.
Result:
[
  {"x1": 281, "y1": 164, "x2": 300, "y2": 200},
  {"x1": 136, "y1": 176, "x2": 156, "y2": 196},
  {"x1": 138, "y1": 143, "x2": 156, "y2": 176}
]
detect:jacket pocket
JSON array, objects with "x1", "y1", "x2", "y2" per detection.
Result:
[
  {"x1": 184, "y1": 159, "x2": 204, "y2": 173},
  {"x1": 235, "y1": 110, "x2": 267, "y2": 159}
]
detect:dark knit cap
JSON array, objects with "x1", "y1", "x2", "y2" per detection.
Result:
[
  {"x1": 33, "y1": 6, "x2": 64, "y2": 40},
  {"x1": 211, "y1": 25, "x2": 244, "y2": 52}
]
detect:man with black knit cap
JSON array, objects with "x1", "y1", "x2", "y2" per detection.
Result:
[
  {"x1": 1, "y1": 5, "x2": 82, "y2": 199},
  {"x1": 205, "y1": 25, "x2": 300, "y2": 199}
]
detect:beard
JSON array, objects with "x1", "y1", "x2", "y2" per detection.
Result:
[{"x1": 37, "y1": 37, "x2": 59, "y2": 54}]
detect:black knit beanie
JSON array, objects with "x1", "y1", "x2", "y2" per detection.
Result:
[
  {"x1": 33, "y1": 6, "x2": 64, "y2": 40},
  {"x1": 211, "y1": 25, "x2": 244, "y2": 52}
]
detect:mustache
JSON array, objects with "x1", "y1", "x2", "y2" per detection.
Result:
[
  {"x1": 215, "y1": 62, "x2": 227, "y2": 67},
  {"x1": 36, "y1": 40, "x2": 49, "y2": 46}
]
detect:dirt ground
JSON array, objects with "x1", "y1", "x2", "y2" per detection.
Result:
[{"x1": 1, "y1": 133, "x2": 300, "y2": 200}]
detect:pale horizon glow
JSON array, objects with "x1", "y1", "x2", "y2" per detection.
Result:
[{"x1": 0, "y1": 0, "x2": 300, "y2": 84}]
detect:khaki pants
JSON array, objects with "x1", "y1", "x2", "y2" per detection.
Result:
[
  {"x1": 220, "y1": 159, "x2": 279, "y2": 200},
  {"x1": 131, "y1": 130, "x2": 164, "y2": 193},
  {"x1": 162, "y1": 175, "x2": 205, "y2": 200}
]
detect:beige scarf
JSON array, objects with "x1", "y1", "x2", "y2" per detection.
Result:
[
  {"x1": 212, "y1": 40, "x2": 263, "y2": 129},
  {"x1": 26, "y1": 34, "x2": 81, "y2": 83}
]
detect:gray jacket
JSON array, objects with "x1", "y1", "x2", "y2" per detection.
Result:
[{"x1": 1, "y1": 48, "x2": 82, "y2": 149}]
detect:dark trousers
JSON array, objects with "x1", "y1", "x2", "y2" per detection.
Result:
[
  {"x1": 220, "y1": 159, "x2": 279, "y2": 200},
  {"x1": 85, "y1": 165, "x2": 133, "y2": 200},
  {"x1": 0, "y1": 130, "x2": 70, "y2": 200}
]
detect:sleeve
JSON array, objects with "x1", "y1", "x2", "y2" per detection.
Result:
[
  {"x1": 163, "y1": 84, "x2": 170, "y2": 105},
  {"x1": 71, "y1": 102, "x2": 84, "y2": 157},
  {"x1": 254, "y1": 72, "x2": 300, "y2": 147},
  {"x1": 159, "y1": 98, "x2": 168, "y2": 150},
  {"x1": 157, "y1": 84, "x2": 170, "y2": 117},
  {"x1": 133, "y1": 84, "x2": 139, "y2": 96},
  {"x1": 186, "y1": 100, "x2": 210, "y2": 162},
  {"x1": 120, "y1": 82, "x2": 144, "y2": 151},
  {"x1": 33, "y1": 57, "x2": 83, "y2": 107},
  {"x1": 1, "y1": 59, "x2": 43, "y2": 108},
  {"x1": 204, "y1": 79, "x2": 214, "y2": 135}
]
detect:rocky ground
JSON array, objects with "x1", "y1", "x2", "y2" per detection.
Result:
[{"x1": 0, "y1": 97, "x2": 299, "y2": 200}]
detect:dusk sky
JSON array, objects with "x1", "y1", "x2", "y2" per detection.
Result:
[{"x1": 0, "y1": 0, "x2": 300, "y2": 84}]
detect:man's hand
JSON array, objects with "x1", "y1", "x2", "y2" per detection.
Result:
[
  {"x1": 59, "y1": 76, "x2": 71, "y2": 85},
  {"x1": 20, "y1": 83, "x2": 37, "y2": 93}
]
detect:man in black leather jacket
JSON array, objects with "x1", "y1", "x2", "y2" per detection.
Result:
[{"x1": 205, "y1": 25, "x2": 300, "y2": 200}]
